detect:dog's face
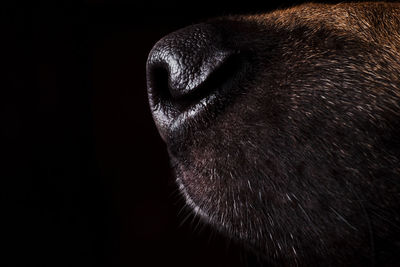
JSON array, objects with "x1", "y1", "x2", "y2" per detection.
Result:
[{"x1": 146, "y1": 3, "x2": 400, "y2": 266}]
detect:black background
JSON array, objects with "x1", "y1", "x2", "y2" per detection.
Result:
[{"x1": 1, "y1": 1, "x2": 336, "y2": 266}]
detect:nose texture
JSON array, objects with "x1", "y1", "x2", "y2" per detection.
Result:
[
  {"x1": 146, "y1": 23, "x2": 234, "y2": 100},
  {"x1": 146, "y1": 23, "x2": 246, "y2": 141}
]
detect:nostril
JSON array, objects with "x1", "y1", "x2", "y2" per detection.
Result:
[
  {"x1": 146, "y1": 23, "x2": 239, "y2": 109},
  {"x1": 179, "y1": 52, "x2": 242, "y2": 103},
  {"x1": 147, "y1": 51, "x2": 241, "y2": 107},
  {"x1": 147, "y1": 64, "x2": 171, "y2": 104}
]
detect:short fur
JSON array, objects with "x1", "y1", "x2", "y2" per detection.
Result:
[{"x1": 147, "y1": 2, "x2": 400, "y2": 266}]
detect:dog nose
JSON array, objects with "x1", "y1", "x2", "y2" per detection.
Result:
[
  {"x1": 147, "y1": 23, "x2": 234, "y2": 101},
  {"x1": 146, "y1": 23, "x2": 242, "y2": 140}
]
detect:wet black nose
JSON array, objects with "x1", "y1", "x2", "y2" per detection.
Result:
[
  {"x1": 146, "y1": 23, "x2": 241, "y2": 140},
  {"x1": 147, "y1": 23, "x2": 234, "y2": 101}
]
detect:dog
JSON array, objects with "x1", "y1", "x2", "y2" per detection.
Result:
[{"x1": 146, "y1": 2, "x2": 400, "y2": 266}]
